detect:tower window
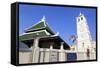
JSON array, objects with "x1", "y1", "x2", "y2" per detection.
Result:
[{"x1": 81, "y1": 17, "x2": 83, "y2": 20}]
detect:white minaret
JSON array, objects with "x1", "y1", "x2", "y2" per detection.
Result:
[{"x1": 76, "y1": 12, "x2": 92, "y2": 52}]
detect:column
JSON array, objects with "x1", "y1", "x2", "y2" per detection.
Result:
[
  {"x1": 31, "y1": 37, "x2": 40, "y2": 63},
  {"x1": 50, "y1": 44, "x2": 53, "y2": 50},
  {"x1": 59, "y1": 42, "x2": 65, "y2": 61},
  {"x1": 60, "y1": 42, "x2": 64, "y2": 50},
  {"x1": 49, "y1": 44, "x2": 53, "y2": 62}
]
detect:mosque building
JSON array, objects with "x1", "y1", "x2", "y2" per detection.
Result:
[{"x1": 19, "y1": 13, "x2": 96, "y2": 64}]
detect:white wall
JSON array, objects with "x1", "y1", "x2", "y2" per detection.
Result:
[
  {"x1": 0, "y1": 0, "x2": 99, "y2": 68},
  {"x1": 19, "y1": 52, "x2": 32, "y2": 64}
]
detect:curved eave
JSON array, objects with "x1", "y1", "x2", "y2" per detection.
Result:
[
  {"x1": 19, "y1": 31, "x2": 49, "y2": 41},
  {"x1": 24, "y1": 27, "x2": 55, "y2": 35}
]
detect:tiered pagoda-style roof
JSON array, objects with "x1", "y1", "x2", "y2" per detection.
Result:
[{"x1": 19, "y1": 16, "x2": 55, "y2": 41}]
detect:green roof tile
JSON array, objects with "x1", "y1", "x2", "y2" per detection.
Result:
[
  {"x1": 25, "y1": 16, "x2": 55, "y2": 35},
  {"x1": 19, "y1": 16, "x2": 55, "y2": 41},
  {"x1": 25, "y1": 21, "x2": 45, "y2": 32},
  {"x1": 19, "y1": 31, "x2": 48, "y2": 41}
]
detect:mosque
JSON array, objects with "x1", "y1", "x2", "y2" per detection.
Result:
[{"x1": 19, "y1": 13, "x2": 96, "y2": 64}]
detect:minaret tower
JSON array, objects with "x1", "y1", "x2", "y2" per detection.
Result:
[{"x1": 76, "y1": 12, "x2": 92, "y2": 52}]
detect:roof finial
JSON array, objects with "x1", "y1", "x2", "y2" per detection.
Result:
[
  {"x1": 41, "y1": 16, "x2": 46, "y2": 22},
  {"x1": 80, "y1": 12, "x2": 82, "y2": 15}
]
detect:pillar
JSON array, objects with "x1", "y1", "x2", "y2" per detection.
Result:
[
  {"x1": 50, "y1": 44, "x2": 53, "y2": 50},
  {"x1": 31, "y1": 37, "x2": 40, "y2": 63},
  {"x1": 48, "y1": 44, "x2": 53, "y2": 62},
  {"x1": 59, "y1": 42, "x2": 65, "y2": 61},
  {"x1": 60, "y1": 42, "x2": 64, "y2": 50}
]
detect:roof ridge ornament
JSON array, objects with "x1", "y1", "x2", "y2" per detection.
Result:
[
  {"x1": 41, "y1": 16, "x2": 46, "y2": 22},
  {"x1": 41, "y1": 16, "x2": 47, "y2": 27}
]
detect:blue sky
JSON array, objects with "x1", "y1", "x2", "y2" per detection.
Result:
[{"x1": 19, "y1": 4, "x2": 96, "y2": 45}]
